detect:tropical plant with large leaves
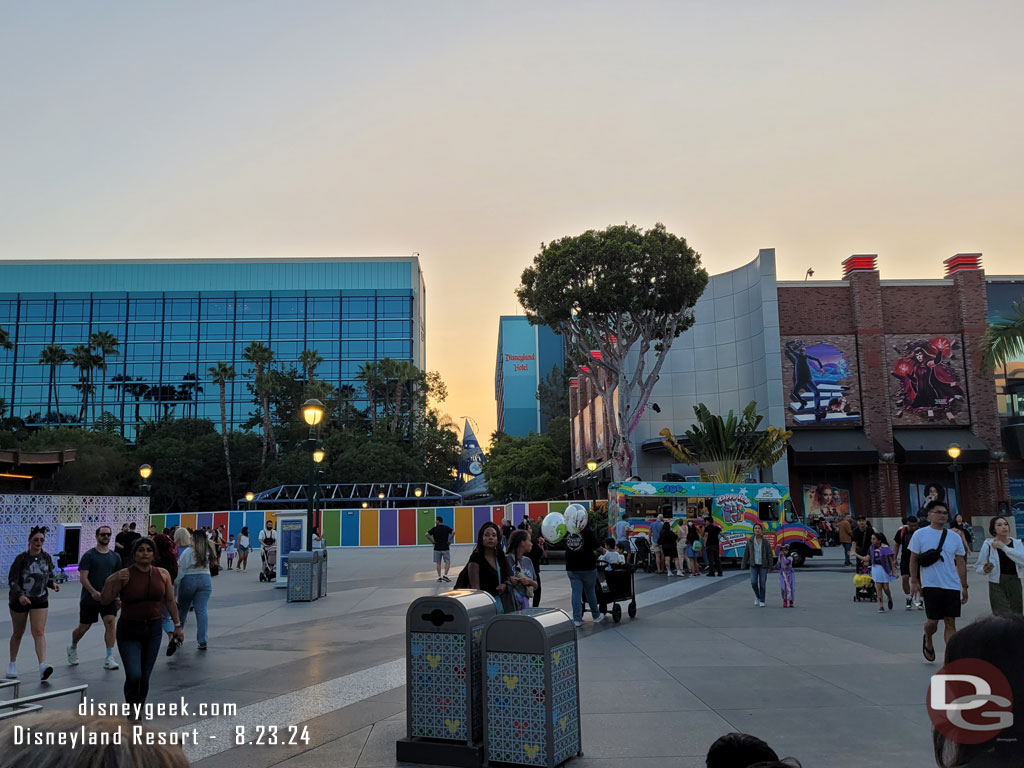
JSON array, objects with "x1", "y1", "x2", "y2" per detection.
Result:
[
  {"x1": 90, "y1": 330, "x2": 120, "y2": 422},
  {"x1": 243, "y1": 341, "x2": 277, "y2": 464},
  {"x1": 208, "y1": 361, "x2": 237, "y2": 506},
  {"x1": 981, "y1": 299, "x2": 1024, "y2": 371},
  {"x1": 659, "y1": 401, "x2": 791, "y2": 483},
  {"x1": 39, "y1": 343, "x2": 70, "y2": 424},
  {"x1": 0, "y1": 325, "x2": 11, "y2": 351}
]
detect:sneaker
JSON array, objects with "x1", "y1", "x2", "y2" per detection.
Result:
[
  {"x1": 441, "y1": 575, "x2": 451, "y2": 582},
  {"x1": 758, "y1": 601, "x2": 766, "y2": 607},
  {"x1": 914, "y1": 601, "x2": 925, "y2": 610},
  {"x1": 573, "y1": 620, "x2": 583, "y2": 628},
  {"x1": 595, "y1": 614, "x2": 608, "y2": 622},
  {"x1": 40, "y1": 664, "x2": 53, "y2": 682},
  {"x1": 67, "y1": 645, "x2": 79, "y2": 666},
  {"x1": 905, "y1": 599, "x2": 913, "y2": 610},
  {"x1": 198, "y1": 643, "x2": 208, "y2": 651},
  {"x1": 754, "y1": 598, "x2": 760, "y2": 606},
  {"x1": 437, "y1": 577, "x2": 443, "y2": 582},
  {"x1": 888, "y1": 598, "x2": 894, "y2": 610},
  {"x1": 878, "y1": 606, "x2": 886, "y2": 613},
  {"x1": 103, "y1": 657, "x2": 119, "y2": 670},
  {"x1": 166, "y1": 638, "x2": 180, "y2": 657},
  {"x1": 5, "y1": 662, "x2": 15, "y2": 679}
]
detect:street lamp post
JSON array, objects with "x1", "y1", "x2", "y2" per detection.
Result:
[
  {"x1": 947, "y1": 443, "x2": 962, "y2": 517},
  {"x1": 245, "y1": 491, "x2": 255, "y2": 509},
  {"x1": 138, "y1": 464, "x2": 152, "y2": 496},
  {"x1": 302, "y1": 398, "x2": 325, "y2": 551},
  {"x1": 585, "y1": 458, "x2": 598, "y2": 512}
]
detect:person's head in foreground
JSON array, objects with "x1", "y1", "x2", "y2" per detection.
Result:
[
  {"x1": 0, "y1": 712, "x2": 189, "y2": 768},
  {"x1": 706, "y1": 732, "x2": 801, "y2": 768},
  {"x1": 933, "y1": 615, "x2": 1024, "y2": 768}
]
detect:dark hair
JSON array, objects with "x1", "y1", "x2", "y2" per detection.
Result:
[
  {"x1": 855, "y1": 515, "x2": 867, "y2": 521},
  {"x1": 605, "y1": 537, "x2": 616, "y2": 548},
  {"x1": 436, "y1": 516, "x2": 444, "y2": 523},
  {"x1": 990, "y1": 516, "x2": 1009, "y2": 536},
  {"x1": 129, "y1": 536, "x2": 156, "y2": 561},
  {"x1": 925, "y1": 499, "x2": 950, "y2": 514},
  {"x1": 240, "y1": 526, "x2": 249, "y2": 536},
  {"x1": 508, "y1": 530, "x2": 530, "y2": 554},
  {"x1": 476, "y1": 521, "x2": 503, "y2": 551},
  {"x1": 29, "y1": 526, "x2": 48, "y2": 540},
  {"x1": 96, "y1": 525, "x2": 112, "y2": 536},
  {"x1": 706, "y1": 733, "x2": 779, "y2": 768},
  {"x1": 924, "y1": 483, "x2": 946, "y2": 503},
  {"x1": 933, "y1": 615, "x2": 1024, "y2": 767},
  {"x1": 129, "y1": 522, "x2": 137, "y2": 530},
  {"x1": 748, "y1": 761, "x2": 802, "y2": 768},
  {"x1": 905, "y1": 515, "x2": 918, "y2": 525},
  {"x1": 871, "y1": 532, "x2": 889, "y2": 546}
]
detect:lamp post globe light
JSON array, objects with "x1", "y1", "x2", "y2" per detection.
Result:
[
  {"x1": 585, "y1": 458, "x2": 599, "y2": 512},
  {"x1": 138, "y1": 464, "x2": 152, "y2": 496},
  {"x1": 301, "y1": 398, "x2": 326, "y2": 550},
  {"x1": 245, "y1": 491, "x2": 254, "y2": 502},
  {"x1": 414, "y1": 487, "x2": 423, "y2": 498},
  {"x1": 947, "y1": 443, "x2": 963, "y2": 517}
]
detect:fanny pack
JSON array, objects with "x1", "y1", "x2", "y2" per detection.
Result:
[{"x1": 917, "y1": 530, "x2": 947, "y2": 568}]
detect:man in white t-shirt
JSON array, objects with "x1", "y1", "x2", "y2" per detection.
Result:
[{"x1": 909, "y1": 500, "x2": 967, "y2": 663}]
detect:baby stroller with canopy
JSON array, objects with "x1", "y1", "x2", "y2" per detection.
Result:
[
  {"x1": 259, "y1": 544, "x2": 277, "y2": 582},
  {"x1": 630, "y1": 535, "x2": 654, "y2": 572},
  {"x1": 853, "y1": 564, "x2": 876, "y2": 602},
  {"x1": 597, "y1": 563, "x2": 638, "y2": 622}
]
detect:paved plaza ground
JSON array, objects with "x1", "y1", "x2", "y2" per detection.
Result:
[{"x1": 2, "y1": 544, "x2": 991, "y2": 767}]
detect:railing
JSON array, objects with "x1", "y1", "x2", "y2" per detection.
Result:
[{"x1": 0, "y1": 683, "x2": 88, "y2": 721}]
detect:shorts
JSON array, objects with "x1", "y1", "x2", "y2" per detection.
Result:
[
  {"x1": 921, "y1": 587, "x2": 962, "y2": 620},
  {"x1": 871, "y1": 565, "x2": 891, "y2": 584},
  {"x1": 9, "y1": 596, "x2": 48, "y2": 613},
  {"x1": 651, "y1": 543, "x2": 662, "y2": 553},
  {"x1": 433, "y1": 550, "x2": 451, "y2": 564},
  {"x1": 685, "y1": 545, "x2": 697, "y2": 558},
  {"x1": 79, "y1": 600, "x2": 118, "y2": 625},
  {"x1": 899, "y1": 556, "x2": 911, "y2": 577}
]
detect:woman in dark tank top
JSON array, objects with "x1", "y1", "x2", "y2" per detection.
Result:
[{"x1": 101, "y1": 537, "x2": 184, "y2": 708}]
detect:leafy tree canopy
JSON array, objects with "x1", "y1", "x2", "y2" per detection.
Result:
[{"x1": 484, "y1": 432, "x2": 563, "y2": 502}]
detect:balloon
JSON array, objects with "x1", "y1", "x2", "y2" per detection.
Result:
[
  {"x1": 564, "y1": 504, "x2": 589, "y2": 534},
  {"x1": 541, "y1": 512, "x2": 568, "y2": 544}
]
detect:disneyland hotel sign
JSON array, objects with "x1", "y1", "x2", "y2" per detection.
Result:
[{"x1": 505, "y1": 353, "x2": 535, "y2": 371}]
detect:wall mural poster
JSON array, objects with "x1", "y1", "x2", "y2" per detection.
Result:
[
  {"x1": 781, "y1": 336, "x2": 862, "y2": 427},
  {"x1": 907, "y1": 481, "x2": 959, "y2": 518},
  {"x1": 803, "y1": 483, "x2": 852, "y2": 519},
  {"x1": 886, "y1": 334, "x2": 969, "y2": 425}
]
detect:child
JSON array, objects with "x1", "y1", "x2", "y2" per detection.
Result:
[
  {"x1": 869, "y1": 532, "x2": 896, "y2": 612},
  {"x1": 774, "y1": 545, "x2": 796, "y2": 607},
  {"x1": 225, "y1": 534, "x2": 237, "y2": 571},
  {"x1": 599, "y1": 538, "x2": 625, "y2": 570}
]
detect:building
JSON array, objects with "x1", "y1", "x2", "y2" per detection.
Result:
[
  {"x1": 0, "y1": 257, "x2": 425, "y2": 440},
  {"x1": 495, "y1": 315, "x2": 564, "y2": 436},
  {"x1": 570, "y1": 250, "x2": 1021, "y2": 531}
]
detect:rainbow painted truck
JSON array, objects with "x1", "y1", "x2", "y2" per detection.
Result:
[{"x1": 614, "y1": 481, "x2": 822, "y2": 567}]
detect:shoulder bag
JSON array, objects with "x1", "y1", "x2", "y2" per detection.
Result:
[{"x1": 917, "y1": 529, "x2": 948, "y2": 568}]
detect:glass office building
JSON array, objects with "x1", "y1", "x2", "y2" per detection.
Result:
[
  {"x1": 494, "y1": 315, "x2": 564, "y2": 437},
  {"x1": 0, "y1": 257, "x2": 426, "y2": 440}
]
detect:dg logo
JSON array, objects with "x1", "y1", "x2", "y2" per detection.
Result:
[{"x1": 928, "y1": 658, "x2": 1014, "y2": 745}]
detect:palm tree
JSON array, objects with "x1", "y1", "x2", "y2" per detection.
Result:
[
  {"x1": 209, "y1": 361, "x2": 237, "y2": 506},
  {"x1": 243, "y1": 341, "x2": 276, "y2": 465},
  {"x1": 177, "y1": 372, "x2": 203, "y2": 418},
  {"x1": 90, "y1": 331, "x2": 120, "y2": 421},
  {"x1": 660, "y1": 401, "x2": 791, "y2": 483},
  {"x1": 71, "y1": 344, "x2": 95, "y2": 426},
  {"x1": 299, "y1": 348, "x2": 324, "y2": 381},
  {"x1": 982, "y1": 299, "x2": 1024, "y2": 371},
  {"x1": 38, "y1": 344, "x2": 70, "y2": 424},
  {"x1": 0, "y1": 325, "x2": 11, "y2": 351}
]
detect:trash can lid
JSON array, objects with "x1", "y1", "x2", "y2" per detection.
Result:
[
  {"x1": 407, "y1": 589, "x2": 498, "y2": 631},
  {"x1": 483, "y1": 608, "x2": 576, "y2": 651}
]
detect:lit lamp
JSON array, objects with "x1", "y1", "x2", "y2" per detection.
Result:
[
  {"x1": 245, "y1": 491, "x2": 255, "y2": 502},
  {"x1": 312, "y1": 449, "x2": 326, "y2": 464},
  {"x1": 138, "y1": 464, "x2": 152, "y2": 496},
  {"x1": 414, "y1": 487, "x2": 423, "y2": 498},
  {"x1": 301, "y1": 398, "x2": 326, "y2": 551},
  {"x1": 585, "y1": 458, "x2": 599, "y2": 512},
  {"x1": 302, "y1": 398, "x2": 325, "y2": 427},
  {"x1": 361, "y1": 501, "x2": 368, "y2": 509},
  {"x1": 947, "y1": 443, "x2": 963, "y2": 518}
]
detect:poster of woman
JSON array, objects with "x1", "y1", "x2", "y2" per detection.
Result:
[
  {"x1": 888, "y1": 334, "x2": 968, "y2": 424},
  {"x1": 803, "y1": 483, "x2": 852, "y2": 518}
]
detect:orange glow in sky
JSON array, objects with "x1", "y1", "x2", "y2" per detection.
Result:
[{"x1": 2, "y1": 3, "x2": 1022, "y2": 442}]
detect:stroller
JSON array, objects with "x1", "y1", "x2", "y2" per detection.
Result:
[
  {"x1": 259, "y1": 545, "x2": 277, "y2": 582},
  {"x1": 630, "y1": 535, "x2": 654, "y2": 572},
  {"x1": 853, "y1": 565, "x2": 876, "y2": 602},
  {"x1": 597, "y1": 563, "x2": 638, "y2": 623}
]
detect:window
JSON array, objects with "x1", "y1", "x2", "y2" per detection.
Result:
[
  {"x1": 341, "y1": 340, "x2": 373, "y2": 358},
  {"x1": 270, "y1": 321, "x2": 303, "y2": 339},
  {"x1": 199, "y1": 342, "x2": 233, "y2": 359},
  {"x1": 127, "y1": 323, "x2": 163, "y2": 341},
  {"x1": 238, "y1": 322, "x2": 268, "y2": 340},
  {"x1": 165, "y1": 299, "x2": 198, "y2": 321},
  {"x1": 379, "y1": 339, "x2": 411, "y2": 357},
  {"x1": 93, "y1": 300, "x2": 126, "y2": 322},
  {"x1": 19, "y1": 325, "x2": 52, "y2": 343},
  {"x1": 0, "y1": 301, "x2": 16, "y2": 324},
  {"x1": 55, "y1": 325, "x2": 88, "y2": 343},
  {"x1": 200, "y1": 298, "x2": 234, "y2": 319},
  {"x1": 274, "y1": 340, "x2": 303, "y2": 358},
  {"x1": 377, "y1": 296, "x2": 411, "y2": 318},
  {"x1": 129, "y1": 299, "x2": 162, "y2": 320},
  {"x1": 341, "y1": 297, "x2": 374, "y2": 318},
  {"x1": 342, "y1": 321, "x2": 372, "y2": 338},
  {"x1": 199, "y1": 322, "x2": 234, "y2": 340},
  {"x1": 308, "y1": 297, "x2": 339, "y2": 318},
  {"x1": 758, "y1": 502, "x2": 780, "y2": 522},
  {"x1": 126, "y1": 342, "x2": 161, "y2": 359},
  {"x1": 272, "y1": 297, "x2": 303, "y2": 318},
  {"x1": 377, "y1": 320, "x2": 410, "y2": 338},
  {"x1": 56, "y1": 300, "x2": 90, "y2": 322},
  {"x1": 20, "y1": 301, "x2": 54, "y2": 323},
  {"x1": 163, "y1": 342, "x2": 197, "y2": 361},
  {"x1": 308, "y1": 320, "x2": 337, "y2": 339},
  {"x1": 237, "y1": 298, "x2": 269, "y2": 319},
  {"x1": 166, "y1": 323, "x2": 198, "y2": 340}
]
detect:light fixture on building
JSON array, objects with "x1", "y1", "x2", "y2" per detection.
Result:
[
  {"x1": 585, "y1": 459, "x2": 598, "y2": 473},
  {"x1": 312, "y1": 449, "x2": 326, "y2": 464},
  {"x1": 947, "y1": 443, "x2": 961, "y2": 461}
]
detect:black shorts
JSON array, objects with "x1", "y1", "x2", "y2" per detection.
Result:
[
  {"x1": 8, "y1": 596, "x2": 48, "y2": 614},
  {"x1": 899, "y1": 556, "x2": 911, "y2": 576},
  {"x1": 922, "y1": 587, "x2": 962, "y2": 620},
  {"x1": 79, "y1": 601, "x2": 118, "y2": 625}
]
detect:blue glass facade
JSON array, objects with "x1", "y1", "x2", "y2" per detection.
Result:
[
  {"x1": 494, "y1": 316, "x2": 564, "y2": 437},
  {"x1": 0, "y1": 258, "x2": 425, "y2": 440}
]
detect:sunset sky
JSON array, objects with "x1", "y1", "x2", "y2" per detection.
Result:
[{"x1": 3, "y1": 2, "x2": 1022, "y2": 441}]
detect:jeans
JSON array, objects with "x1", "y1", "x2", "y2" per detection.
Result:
[
  {"x1": 177, "y1": 574, "x2": 213, "y2": 644},
  {"x1": 706, "y1": 547, "x2": 722, "y2": 576},
  {"x1": 567, "y1": 569, "x2": 601, "y2": 622},
  {"x1": 160, "y1": 604, "x2": 174, "y2": 635},
  {"x1": 116, "y1": 618, "x2": 163, "y2": 706},
  {"x1": 842, "y1": 542, "x2": 852, "y2": 565},
  {"x1": 749, "y1": 565, "x2": 768, "y2": 602}
]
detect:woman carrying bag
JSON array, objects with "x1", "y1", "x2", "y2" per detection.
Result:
[{"x1": 975, "y1": 515, "x2": 1024, "y2": 616}]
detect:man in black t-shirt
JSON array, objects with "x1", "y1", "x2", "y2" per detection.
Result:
[
  {"x1": 851, "y1": 516, "x2": 875, "y2": 566},
  {"x1": 703, "y1": 516, "x2": 724, "y2": 576},
  {"x1": 114, "y1": 522, "x2": 140, "y2": 557},
  {"x1": 68, "y1": 526, "x2": 122, "y2": 670},
  {"x1": 427, "y1": 516, "x2": 454, "y2": 583}
]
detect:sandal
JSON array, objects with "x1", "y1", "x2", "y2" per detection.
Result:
[{"x1": 922, "y1": 634, "x2": 935, "y2": 662}]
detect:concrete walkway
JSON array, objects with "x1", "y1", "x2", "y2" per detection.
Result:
[{"x1": 1, "y1": 545, "x2": 988, "y2": 767}]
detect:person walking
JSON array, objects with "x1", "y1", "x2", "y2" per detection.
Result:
[
  {"x1": 975, "y1": 515, "x2": 1024, "y2": 616},
  {"x1": 741, "y1": 524, "x2": 774, "y2": 607},
  {"x1": 100, "y1": 538, "x2": 184, "y2": 708},
  {"x1": 683, "y1": 520, "x2": 701, "y2": 576},
  {"x1": 176, "y1": 529, "x2": 214, "y2": 651},
  {"x1": 893, "y1": 516, "x2": 921, "y2": 610},
  {"x1": 851, "y1": 516, "x2": 875, "y2": 568},
  {"x1": 838, "y1": 514, "x2": 853, "y2": 566},
  {"x1": 506, "y1": 530, "x2": 539, "y2": 611},
  {"x1": 909, "y1": 499, "x2": 967, "y2": 662},
  {"x1": 258, "y1": 520, "x2": 277, "y2": 551},
  {"x1": 868, "y1": 533, "x2": 897, "y2": 613},
  {"x1": 703, "y1": 515, "x2": 724, "y2": 577},
  {"x1": 659, "y1": 520, "x2": 683, "y2": 576},
  {"x1": 236, "y1": 526, "x2": 252, "y2": 573},
  {"x1": 152, "y1": 533, "x2": 181, "y2": 656},
  {"x1": 225, "y1": 534, "x2": 237, "y2": 570},
  {"x1": 565, "y1": 519, "x2": 605, "y2": 627},
  {"x1": 952, "y1": 513, "x2": 974, "y2": 555},
  {"x1": 773, "y1": 544, "x2": 796, "y2": 607},
  {"x1": 67, "y1": 525, "x2": 121, "y2": 671},
  {"x1": 649, "y1": 514, "x2": 666, "y2": 574},
  {"x1": 526, "y1": 527, "x2": 544, "y2": 607},
  {"x1": 114, "y1": 523, "x2": 139, "y2": 558},
  {"x1": 7, "y1": 526, "x2": 59, "y2": 681},
  {"x1": 426, "y1": 515, "x2": 454, "y2": 582}
]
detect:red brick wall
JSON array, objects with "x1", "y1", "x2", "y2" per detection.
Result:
[
  {"x1": 880, "y1": 285, "x2": 958, "y2": 333},
  {"x1": 778, "y1": 287, "x2": 855, "y2": 334}
]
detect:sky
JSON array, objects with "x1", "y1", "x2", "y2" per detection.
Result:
[{"x1": 2, "y1": 2, "x2": 1023, "y2": 442}]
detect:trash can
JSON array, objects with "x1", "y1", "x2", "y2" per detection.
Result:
[
  {"x1": 396, "y1": 590, "x2": 498, "y2": 767},
  {"x1": 286, "y1": 551, "x2": 317, "y2": 602},
  {"x1": 483, "y1": 608, "x2": 581, "y2": 768},
  {"x1": 316, "y1": 549, "x2": 328, "y2": 598}
]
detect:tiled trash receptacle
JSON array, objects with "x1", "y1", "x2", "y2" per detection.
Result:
[
  {"x1": 286, "y1": 551, "x2": 316, "y2": 602},
  {"x1": 484, "y1": 608, "x2": 581, "y2": 768},
  {"x1": 396, "y1": 589, "x2": 498, "y2": 767}
]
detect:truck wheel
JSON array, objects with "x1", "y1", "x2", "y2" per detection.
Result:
[{"x1": 789, "y1": 547, "x2": 807, "y2": 568}]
